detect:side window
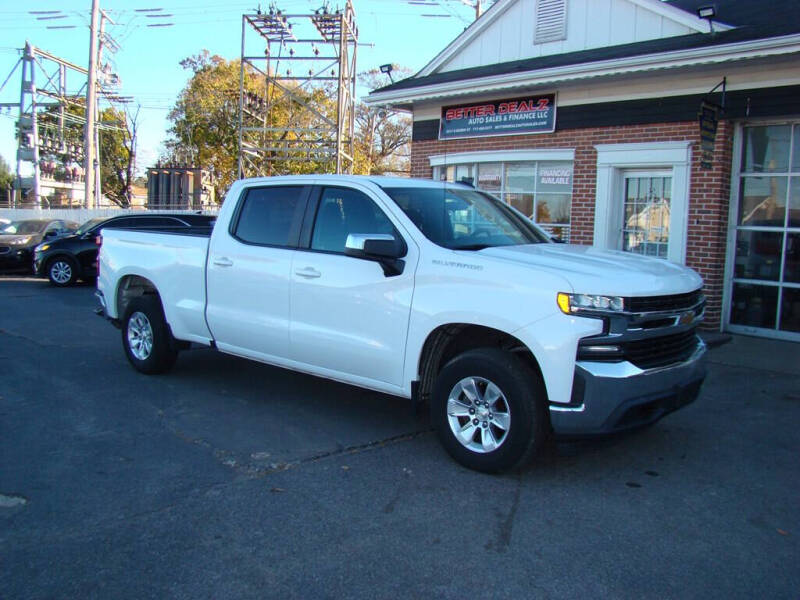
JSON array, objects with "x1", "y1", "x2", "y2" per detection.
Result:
[
  {"x1": 311, "y1": 187, "x2": 396, "y2": 253},
  {"x1": 106, "y1": 218, "x2": 137, "y2": 229},
  {"x1": 233, "y1": 186, "x2": 306, "y2": 247}
]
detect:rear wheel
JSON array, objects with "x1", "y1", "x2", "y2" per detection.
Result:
[
  {"x1": 432, "y1": 347, "x2": 548, "y2": 473},
  {"x1": 47, "y1": 256, "x2": 78, "y2": 287},
  {"x1": 121, "y1": 295, "x2": 178, "y2": 374}
]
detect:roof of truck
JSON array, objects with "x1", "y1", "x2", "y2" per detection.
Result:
[{"x1": 237, "y1": 175, "x2": 469, "y2": 189}]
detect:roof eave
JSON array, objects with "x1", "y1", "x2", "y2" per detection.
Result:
[{"x1": 365, "y1": 33, "x2": 800, "y2": 107}]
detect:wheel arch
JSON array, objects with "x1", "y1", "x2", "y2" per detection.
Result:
[
  {"x1": 415, "y1": 323, "x2": 545, "y2": 407},
  {"x1": 116, "y1": 274, "x2": 163, "y2": 319}
]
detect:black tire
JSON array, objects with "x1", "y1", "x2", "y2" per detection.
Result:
[
  {"x1": 121, "y1": 295, "x2": 178, "y2": 374},
  {"x1": 46, "y1": 256, "x2": 78, "y2": 287},
  {"x1": 431, "y1": 347, "x2": 548, "y2": 473}
]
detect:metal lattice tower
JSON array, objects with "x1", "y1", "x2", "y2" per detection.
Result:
[
  {"x1": 0, "y1": 43, "x2": 90, "y2": 207},
  {"x1": 237, "y1": 0, "x2": 358, "y2": 178}
]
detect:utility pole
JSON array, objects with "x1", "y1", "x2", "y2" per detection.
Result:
[
  {"x1": 459, "y1": 0, "x2": 484, "y2": 20},
  {"x1": 84, "y1": 0, "x2": 100, "y2": 209}
]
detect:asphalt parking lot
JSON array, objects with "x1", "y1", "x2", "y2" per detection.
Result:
[{"x1": 1, "y1": 276, "x2": 798, "y2": 599}]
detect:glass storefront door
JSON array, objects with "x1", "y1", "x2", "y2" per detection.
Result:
[{"x1": 727, "y1": 123, "x2": 800, "y2": 340}]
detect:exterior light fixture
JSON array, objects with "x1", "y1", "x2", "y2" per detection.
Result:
[
  {"x1": 696, "y1": 5, "x2": 716, "y2": 19},
  {"x1": 379, "y1": 63, "x2": 394, "y2": 83},
  {"x1": 697, "y1": 5, "x2": 717, "y2": 33}
]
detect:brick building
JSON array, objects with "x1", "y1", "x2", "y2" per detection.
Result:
[{"x1": 366, "y1": 0, "x2": 800, "y2": 341}]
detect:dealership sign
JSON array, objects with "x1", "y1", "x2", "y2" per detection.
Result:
[{"x1": 439, "y1": 94, "x2": 556, "y2": 140}]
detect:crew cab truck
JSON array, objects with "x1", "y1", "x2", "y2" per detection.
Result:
[{"x1": 97, "y1": 175, "x2": 707, "y2": 473}]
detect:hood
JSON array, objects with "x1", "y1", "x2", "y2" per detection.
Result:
[
  {"x1": 473, "y1": 244, "x2": 702, "y2": 297},
  {"x1": 0, "y1": 233, "x2": 43, "y2": 246}
]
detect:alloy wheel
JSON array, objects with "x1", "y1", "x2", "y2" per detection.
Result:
[
  {"x1": 446, "y1": 376, "x2": 511, "y2": 453},
  {"x1": 127, "y1": 311, "x2": 154, "y2": 360}
]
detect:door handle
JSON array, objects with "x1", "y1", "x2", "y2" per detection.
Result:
[
  {"x1": 294, "y1": 267, "x2": 321, "y2": 279},
  {"x1": 213, "y1": 257, "x2": 234, "y2": 267}
]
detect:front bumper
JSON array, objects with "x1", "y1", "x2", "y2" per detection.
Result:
[
  {"x1": 549, "y1": 341, "x2": 707, "y2": 436},
  {"x1": 0, "y1": 247, "x2": 34, "y2": 271}
]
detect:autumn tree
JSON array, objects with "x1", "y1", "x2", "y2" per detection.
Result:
[
  {"x1": 164, "y1": 50, "x2": 343, "y2": 198},
  {"x1": 352, "y1": 66, "x2": 411, "y2": 176}
]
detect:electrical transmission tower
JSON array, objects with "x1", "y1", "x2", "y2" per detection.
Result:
[
  {"x1": 237, "y1": 0, "x2": 358, "y2": 178},
  {"x1": 0, "y1": 43, "x2": 89, "y2": 208}
]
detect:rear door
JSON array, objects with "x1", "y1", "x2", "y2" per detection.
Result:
[
  {"x1": 206, "y1": 184, "x2": 311, "y2": 360},
  {"x1": 288, "y1": 184, "x2": 418, "y2": 387}
]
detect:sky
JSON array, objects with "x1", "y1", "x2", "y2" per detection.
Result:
[{"x1": 0, "y1": 0, "x2": 478, "y2": 176}]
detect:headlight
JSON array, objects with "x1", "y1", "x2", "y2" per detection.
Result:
[
  {"x1": 557, "y1": 292, "x2": 624, "y2": 314},
  {"x1": 37, "y1": 244, "x2": 50, "y2": 252},
  {"x1": 9, "y1": 236, "x2": 33, "y2": 246}
]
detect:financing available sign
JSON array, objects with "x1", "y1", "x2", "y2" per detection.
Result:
[{"x1": 439, "y1": 94, "x2": 556, "y2": 140}]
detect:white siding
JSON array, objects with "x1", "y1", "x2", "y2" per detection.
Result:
[
  {"x1": 412, "y1": 55, "x2": 800, "y2": 121},
  {"x1": 439, "y1": 0, "x2": 697, "y2": 72}
]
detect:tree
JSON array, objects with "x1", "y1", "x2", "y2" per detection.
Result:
[
  {"x1": 35, "y1": 99, "x2": 136, "y2": 207},
  {"x1": 98, "y1": 105, "x2": 139, "y2": 208},
  {"x1": 0, "y1": 154, "x2": 13, "y2": 189},
  {"x1": 164, "y1": 51, "x2": 242, "y2": 197},
  {"x1": 352, "y1": 66, "x2": 412, "y2": 176},
  {"x1": 164, "y1": 50, "x2": 343, "y2": 198}
]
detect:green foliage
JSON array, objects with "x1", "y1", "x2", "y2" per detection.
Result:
[
  {"x1": 36, "y1": 99, "x2": 135, "y2": 207},
  {"x1": 0, "y1": 154, "x2": 13, "y2": 189},
  {"x1": 98, "y1": 106, "x2": 136, "y2": 208},
  {"x1": 163, "y1": 53, "x2": 411, "y2": 195},
  {"x1": 164, "y1": 51, "x2": 349, "y2": 197}
]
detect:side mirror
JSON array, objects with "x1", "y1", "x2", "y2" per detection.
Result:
[
  {"x1": 45, "y1": 230, "x2": 58, "y2": 239},
  {"x1": 345, "y1": 233, "x2": 406, "y2": 276},
  {"x1": 550, "y1": 235, "x2": 565, "y2": 244}
]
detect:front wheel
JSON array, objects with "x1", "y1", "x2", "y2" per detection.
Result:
[
  {"x1": 47, "y1": 256, "x2": 78, "y2": 287},
  {"x1": 121, "y1": 295, "x2": 178, "y2": 374},
  {"x1": 432, "y1": 348, "x2": 548, "y2": 473}
]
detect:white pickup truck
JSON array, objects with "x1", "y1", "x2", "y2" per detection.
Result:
[{"x1": 97, "y1": 175, "x2": 707, "y2": 472}]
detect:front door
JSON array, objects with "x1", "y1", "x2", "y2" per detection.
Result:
[
  {"x1": 289, "y1": 185, "x2": 418, "y2": 387},
  {"x1": 621, "y1": 171, "x2": 672, "y2": 259},
  {"x1": 727, "y1": 123, "x2": 800, "y2": 340}
]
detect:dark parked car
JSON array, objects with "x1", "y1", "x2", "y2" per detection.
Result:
[
  {"x1": 34, "y1": 213, "x2": 216, "y2": 286},
  {"x1": 1, "y1": 219, "x2": 79, "y2": 274}
]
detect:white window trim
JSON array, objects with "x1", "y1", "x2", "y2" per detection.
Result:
[
  {"x1": 429, "y1": 148, "x2": 575, "y2": 167},
  {"x1": 593, "y1": 141, "x2": 693, "y2": 264},
  {"x1": 722, "y1": 120, "x2": 800, "y2": 342}
]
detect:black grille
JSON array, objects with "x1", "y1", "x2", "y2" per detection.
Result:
[
  {"x1": 625, "y1": 289, "x2": 703, "y2": 313},
  {"x1": 0, "y1": 246, "x2": 9, "y2": 254},
  {"x1": 621, "y1": 328, "x2": 700, "y2": 369}
]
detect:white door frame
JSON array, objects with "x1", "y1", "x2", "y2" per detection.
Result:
[{"x1": 593, "y1": 141, "x2": 693, "y2": 264}]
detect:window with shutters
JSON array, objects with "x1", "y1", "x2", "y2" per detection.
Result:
[{"x1": 534, "y1": 0, "x2": 567, "y2": 44}]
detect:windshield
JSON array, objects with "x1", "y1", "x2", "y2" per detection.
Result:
[
  {"x1": 1, "y1": 220, "x2": 47, "y2": 235},
  {"x1": 76, "y1": 218, "x2": 108, "y2": 235},
  {"x1": 381, "y1": 186, "x2": 550, "y2": 250}
]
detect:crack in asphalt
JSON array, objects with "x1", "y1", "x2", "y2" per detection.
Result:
[
  {"x1": 170, "y1": 426, "x2": 434, "y2": 478},
  {"x1": 486, "y1": 473, "x2": 522, "y2": 553},
  {"x1": 0, "y1": 328, "x2": 50, "y2": 347}
]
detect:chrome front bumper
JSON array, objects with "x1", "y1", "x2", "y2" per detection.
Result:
[{"x1": 549, "y1": 341, "x2": 707, "y2": 436}]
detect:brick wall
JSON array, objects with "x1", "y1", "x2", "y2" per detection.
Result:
[{"x1": 410, "y1": 120, "x2": 734, "y2": 329}]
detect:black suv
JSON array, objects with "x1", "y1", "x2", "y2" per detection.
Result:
[{"x1": 34, "y1": 213, "x2": 215, "y2": 286}]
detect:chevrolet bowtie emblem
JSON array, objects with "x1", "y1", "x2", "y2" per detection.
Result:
[{"x1": 679, "y1": 310, "x2": 695, "y2": 325}]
